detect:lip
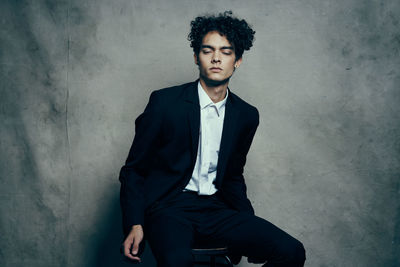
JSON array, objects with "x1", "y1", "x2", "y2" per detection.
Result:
[{"x1": 210, "y1": 67, "x2": 222, "y2": 72}]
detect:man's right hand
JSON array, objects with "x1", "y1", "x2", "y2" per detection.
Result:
[{"x1": 123, "y1": 224, "x2": 144, "y2": 262}]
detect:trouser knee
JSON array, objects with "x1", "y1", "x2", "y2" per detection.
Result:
[
  {"x1": 290, "y1": 240, "x2": 306, "y2": 266},
  {"x1": 269, "y1": 238, "x2": 306, "y2": 266}
]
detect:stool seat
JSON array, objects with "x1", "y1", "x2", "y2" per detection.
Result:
[{"x1": 192, "y1": 247, "x2": 233, "y2": 266}]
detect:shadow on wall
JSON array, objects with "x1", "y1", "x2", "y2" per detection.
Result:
[
  {"x1": 0, "y1": 1, "x2": 70, "y2": 265},
  {"x1": 392, "y1": 202, "x2": 400, "y2": 267},
  {"x1": 94, "y1": 193, "x2": 156, "y2": 267}
]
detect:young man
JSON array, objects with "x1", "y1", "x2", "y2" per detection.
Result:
[{"x1": 119, "y1": 11, "x2": 306, "y2": 267}]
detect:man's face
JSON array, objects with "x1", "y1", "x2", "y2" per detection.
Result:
[{"x1": 195, "y1": 31, "x2": 242, "y2": 86}]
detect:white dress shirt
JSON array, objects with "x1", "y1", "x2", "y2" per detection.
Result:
[{"x1": 184, "y1": 82, "x2": 228, "y2": 195}]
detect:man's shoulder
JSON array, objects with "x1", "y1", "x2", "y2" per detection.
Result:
[
  {"x1": 229, "y1": 90, "x2": 259, "y2": 118},
  {"x1": 143, "y1": 81, "x2": 196, "y2": 111}
]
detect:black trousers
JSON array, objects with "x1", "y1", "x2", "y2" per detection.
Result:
[{"x1": 144, "y1": 191, "x2": 305, "y2": 267}]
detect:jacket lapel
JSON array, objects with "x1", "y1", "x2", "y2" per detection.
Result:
[
  {"x1": 184, "y1": 81, "x2": 200, "y2": 169},
  {"x1": 215, "y1": 90, "x2": 238, "y2": 187}
]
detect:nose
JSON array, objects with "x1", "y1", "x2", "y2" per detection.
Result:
[{"x1": 211, "y1": 52, "x2": 221, "y2": 63}]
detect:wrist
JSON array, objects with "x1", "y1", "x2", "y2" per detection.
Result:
[{"x1": 132, "y1": 224, "x2": 142, "y2": 230}]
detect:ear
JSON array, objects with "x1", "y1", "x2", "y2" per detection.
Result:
[
  {"x1": 194, "y1": 53, "x2": 199, "y2": 65},
  {"x1": 234, "y1": 57, "x2": 243, "y2": 68}
]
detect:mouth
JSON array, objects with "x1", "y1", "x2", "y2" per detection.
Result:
[{"x1": 210, "y1": 67, "x2": 222, "y2": 72}]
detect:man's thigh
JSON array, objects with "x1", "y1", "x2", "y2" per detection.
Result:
[
  {"x1": 145, "y1": 208, "x2": 195, "y2": 267},
  {"x1": 208, "y1": 210, "x2": 306, "y2": 266}
]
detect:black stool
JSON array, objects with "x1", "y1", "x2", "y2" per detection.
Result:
[{"x1": 192, "y1": 247, "x2": 233, "y2": 267}]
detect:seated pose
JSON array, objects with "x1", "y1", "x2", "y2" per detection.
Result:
[{"x1": 119, "y1": 11, "x2": 306, "y2": 267}]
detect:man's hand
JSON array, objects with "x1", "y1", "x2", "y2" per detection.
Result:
[{"x1": 123, "y1": 224, "x2": 144, "y2": 262}]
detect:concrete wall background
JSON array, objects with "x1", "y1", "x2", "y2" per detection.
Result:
[{"x1": 1, "y1": 0, "x2": 399, "y2": 266}]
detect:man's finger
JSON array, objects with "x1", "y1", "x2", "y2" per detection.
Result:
[
  {"x1": 132, "y1": 238, "x2": 140, "y2": 255},
  {"x1": 126, "y1": 253, "x2": 141, "y2": 262},
  {"x1": 123, "y1": 242, "x2": 141, "y2": 262},
  {"x1": 124, "y1": 242, "x2": 132, "y2": 257}
]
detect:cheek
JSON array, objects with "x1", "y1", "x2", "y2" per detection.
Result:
[
  {"x1": 226, "y1": 65, "x2": 235, "y2": 73},
  {"x1": 198, "y1": 55, "x2": 209, "y2": 63},
  {"x1": 225, "y1": 60, "x2": 236, "y2": 70},
  {"x1": 198, "y1": 59, "x2": 208, "y2": 68}
]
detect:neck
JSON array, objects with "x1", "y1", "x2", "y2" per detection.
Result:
[{"x1": 199, "y1": 77, "x2": 229, "y2": 103}]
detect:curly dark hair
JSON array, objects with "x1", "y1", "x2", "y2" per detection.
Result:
[{"x1": 188, "y1": 11, "x2": 255, "y2": 60}]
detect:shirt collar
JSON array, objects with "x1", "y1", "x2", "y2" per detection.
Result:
[{"x1": 197, "y1": 82, "x2": 228, "y2": 116}]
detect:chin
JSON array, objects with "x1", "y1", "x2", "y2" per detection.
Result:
[
  {"x1": 202, "y1": 76, "x2": 230, "y2": 87},
  {"x1": 201, "y1": 74, "x2": 232, "y2": 86}
]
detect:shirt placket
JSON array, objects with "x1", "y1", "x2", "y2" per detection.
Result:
[
  {"x1": 200, "y1": 104, "x2": 219, "y2": 194},
  {"x1": 198, "y1": 105, "x2": 208, "y2": 193}
]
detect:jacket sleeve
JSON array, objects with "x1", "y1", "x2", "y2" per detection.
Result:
[
  {"x1": 119, "y1": 91, "x2": 163, "y2": 233},
  {"x1": 221, "y1": 108, "x2": 259, "y2": 215}
]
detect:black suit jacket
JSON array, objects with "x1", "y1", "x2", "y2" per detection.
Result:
[{"x1": 119, "y1": 80, "x2": 259, "y2": 234}]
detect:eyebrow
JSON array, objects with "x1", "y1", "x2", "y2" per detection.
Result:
[{"x1": 201, "y1": 45, "x2": 234, "y2": 50}]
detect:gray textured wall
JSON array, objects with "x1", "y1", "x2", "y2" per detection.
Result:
[{"x1": 1, "y1": 0, "x2": 399, "y2": 266}]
